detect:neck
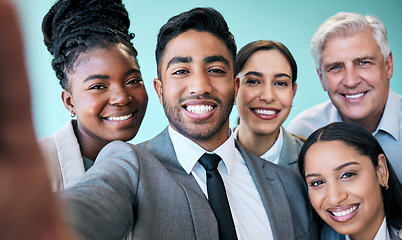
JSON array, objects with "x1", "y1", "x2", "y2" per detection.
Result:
[
  {"x1": 237, "y1": 124, "x2": 279, "y2": 156},
  {"x1": 73, "y1": 121, "x2": 109, "y2": 161},
  {"x1": 183, "y1": 123, "x2": 230, "y2": 152},
  {"x1": 343, "y1": 115, "x2": 381, "y2": 134}
]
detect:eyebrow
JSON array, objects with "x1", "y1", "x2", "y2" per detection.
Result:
[
  {"x1": 244, "y1": 71, "x2": 291, "y2": 79},
  {"x1": 305, "y1": 161, "x2": 360, "y2": 179},
  {"x1": 203, "y1": 55, "x2": 230, "y2": 67},
  {"x1": 83, "y1": 68, "x2": 140, "y2": 83},
  {"x1": 334, "y1": 161, "x2": 360, "y2": 171},
  {"x1": 244, "y1": 71, "x2": 262, "y2": 77},
  {"x1": 166, "y1": 56, "x2": 192, "y2": 70}
]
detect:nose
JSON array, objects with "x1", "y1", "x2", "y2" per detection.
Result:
[
  {"x1": 109, "y1": 86, "x2": 133, "y2": 106},
  {"x1": 188, "y1": 71, "x2": 212, "y2": 95},
  {"x1": 259, "y1": 84, "x2": 275, "y2": 103},
  {"x1": 325, "y1": 182, "x2": 347, "y2": 206},
  {"x1": 343, "y1": 66, "x2": 361, "y2": 88}
]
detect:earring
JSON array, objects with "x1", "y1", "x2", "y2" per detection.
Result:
[
  {"x1": 70, "y1": 111, "x2": 76, "y2": 118},
  {"x1": 382, "y1": 182, "x2": 389, "y2": 190}
]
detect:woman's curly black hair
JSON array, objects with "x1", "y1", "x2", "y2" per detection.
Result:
[{"x1": 42, "y1": 0, "x2": 137, "y2": 90}]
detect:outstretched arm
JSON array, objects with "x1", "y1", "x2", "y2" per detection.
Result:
[{"x1": 0, "y1": 1, "x2": 78, "y2": 239}]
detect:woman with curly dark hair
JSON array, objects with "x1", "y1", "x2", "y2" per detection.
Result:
[{"x1": 40, "y1": 0, "x2": 148, "y2": 191}]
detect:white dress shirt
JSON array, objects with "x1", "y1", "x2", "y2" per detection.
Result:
[
  {"x1": 345, "y1": 218, "x2": 391, "y2": 240},
  {"x1": 233, "y1": 126, "x2": 284, "y2": 164},
  {"x1": 169, "y1": 126, "x2": 273, "y2": 240}
]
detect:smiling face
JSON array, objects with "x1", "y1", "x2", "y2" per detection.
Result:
[
  {"x1": 318, "y1": 29, "x2": 393, "y2": 132},
  {"x1": 154, "y1": 30, "x2": 236, "y2": 151},
  {"x1": 63, "y1": 43, "x2": 148, "y2": 148},
  {"x1": 304, "y1": 140, "x2": 386, "y2": 240},
  {"x1": 236, "y1": 49, "x2": 296, "y2": 139}
]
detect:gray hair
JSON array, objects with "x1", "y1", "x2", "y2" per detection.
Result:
[{"x1": 311, "y1": 12, "x2": 390, "y2": 72}]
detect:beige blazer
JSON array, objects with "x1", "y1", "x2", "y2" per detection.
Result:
[{"x1": 38, "y1": 120, "x2": 85, "y2": 191}]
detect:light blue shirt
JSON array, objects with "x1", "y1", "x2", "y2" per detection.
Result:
[
  {"x1": 287, "y1": 89, "x2": 402, "y2": 182},
  {"x1": 168, "y1": 126, "x2": 273, "y2": 240}
]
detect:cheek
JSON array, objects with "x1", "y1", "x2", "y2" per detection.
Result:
[
  {"x1": 308, "y1": 189, "x2": 323, "y2": 212},
  {"x1": 322, "y1": 74, "x2": 340, "y2": 91},
  {"x1": 162, "y1": 83, "x2": 182, "y2": 101},
  {"x1": 131, "y1": 88, "x2": 148, "y2": 105},
  {"x1": 237, "y1": 87, "x2": 257, "y2": 105},
  {"x1": 76, "y1": 95, "x2": 107, "y2": 115},
  {"x1": 278, "y1": 90, "x2": 295, "y2": 108}
]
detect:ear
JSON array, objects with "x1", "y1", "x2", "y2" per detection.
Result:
[
  {"x1": 234, "y1": 76, "x2": 240, "y2": 105},
  {"x1": 153, "y1": 78, "x2": 163, "y2": 105},
  {"x1": 61, "y1": 89, "x2": 75, "y2": 113},
  {"x1": 385, "y1": 51, "x2": 393, "y2": 80},
  {"x1": 293, "y1": 82, "x2": 297, "y2": 96},
  {"x1": 376, "y1": 153, "x2": 389, "y2": 188},
  {"x1": 317, "y1": 69, "x2": 327, "y2": 91}
]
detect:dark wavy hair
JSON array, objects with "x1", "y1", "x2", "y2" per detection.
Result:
[
  {"x1": 298, "y1": 122, "x2": 402, "y2": 233},
  {"x1": 42, "y1": 0, "x2": 138, "y2": 91},
  {"x1": 155, "y1": 7, "x2": 236, "y2": 79},
  {"x1": 235, "y1": 40, "x2": 297, "y2": 87}
]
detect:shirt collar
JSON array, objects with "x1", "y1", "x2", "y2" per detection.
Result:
[
  {"x1": 330, "y1": 88, "x2": 400, "y2": 140},
  {"x1": 374, "y1": 89, "x2": 400, "y2": 140},
  {"x1": 260, "y1": 127, "x2": 283, "y2": 164},
  {"x1": 233, "y1": 126, "x2": 283, "y2": 164},
  {"x1": 168, "y1": 126, "x2": 236, "y2": 175},
  {"x1": 345, "y1": 217, "x2": 389, "y2": 240}
]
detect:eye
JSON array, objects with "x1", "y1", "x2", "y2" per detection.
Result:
[
  {"x1": 245, "y1": 79, "x2": 261, "y2": 85},
  {"x1": 328, "y1": 65, "x2": 342, "y2": 72},
  {"x1": 274, "y1": 81, "x2": 288, "y2": 87},
  {"x1": 310, "y1": 179, "x2": 325, "y2": 187},
  {"x1": 127, "y1": 78, "x2": 143, "y2": 85},
  {"x1": 172, "y1": 69, "x2": 189, "y2": 75},
  {"x1": 208, "y1": 68, "x2": 226, "y2": 74},
  {"x1": 357, "y1": 60, "x2": 372, "y2": 66},
  {"x1": 89, "y1": 84, "x2": 106, "y2": 90},
  {"x1": 341, "y1": 172, "x2": 356, "y2": 179}
]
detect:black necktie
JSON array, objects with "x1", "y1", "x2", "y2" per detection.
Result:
[{"x1": 198, "y1": 153, "x2": 237, "y2": 240}]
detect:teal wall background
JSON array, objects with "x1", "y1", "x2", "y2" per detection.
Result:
[{"x1": 12, "y1": 0, "x2": 402, "y2": 144}]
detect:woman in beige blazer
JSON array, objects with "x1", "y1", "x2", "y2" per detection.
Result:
[{"x1": 39, "y1": 0, "x2": 148, "y2": 191}]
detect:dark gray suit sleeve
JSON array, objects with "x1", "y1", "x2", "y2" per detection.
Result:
[{"x1": 61, "y1": 141, "x2": 140, "y2": 240}]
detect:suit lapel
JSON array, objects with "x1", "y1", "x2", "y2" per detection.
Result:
[
  {"x1": 139, "y1": 128, "x2": 219, "y2": 240},
  {"x1": 236, "y1": 140, "x2": 295, "y2": 239},
  {"x1": 277, "y1": 127, "x2": 299, "y2": 171}
]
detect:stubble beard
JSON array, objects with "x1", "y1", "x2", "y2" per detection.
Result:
[{"x1": 162, "y1": 93, "x2": 235, "y2": 141}]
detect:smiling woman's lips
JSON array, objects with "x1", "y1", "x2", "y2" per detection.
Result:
[
  {"x1": 327, "y1": 204, "x2": 359, "y2": 223},
  {"x1": 105, "y1": 113, "x2": 133, "y2": 121}
]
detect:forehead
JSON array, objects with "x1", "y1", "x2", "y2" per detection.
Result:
[
  {"x1": 305, "y1": 141, "x2": 368, "y2": 170},
  {"x1": 160, "y1": 30, "x2": 233, "y2": 68},
  {"x1": 69, "y1": 45, "x2": 139, "y2": 76},
  {"x1": 241, "y1": 49, "x2": 291, "y2": 72},
  {"x1": 321, "y1": 29, "x2": 382, "y2": 63}
]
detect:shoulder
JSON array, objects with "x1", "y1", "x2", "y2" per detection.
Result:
[
  {"x1": 98, "y1": 140, "x2": 155, "y2": 162},
  {"x1": 283, "y1": 128, "x2": 306, "y2": 145},
  {"x1": 287, "y1": 100, "x2": 335, "y2": 137}
]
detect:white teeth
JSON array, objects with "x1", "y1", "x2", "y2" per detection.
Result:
[
  {"x1": 186, "y1": 105, "x2": 213, "y2": 114},
  {"x1": 332, "y1": 206, "x2": 357, "y2": 217},
  {"x1": 345, "y1": 93, "x2": 364, "y2": 99},
  {"x1": 255, "y1": 109, "x2": 276, "y2": 115},
  {"x1": 106, "y1": 114, "x2": 132, "y2": 121}
]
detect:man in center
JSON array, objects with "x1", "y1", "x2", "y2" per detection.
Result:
[{"x1": 64, "y1": 7, "x2": 317, "y2": 240}]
